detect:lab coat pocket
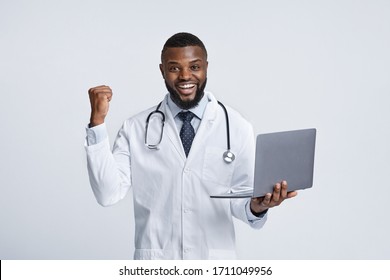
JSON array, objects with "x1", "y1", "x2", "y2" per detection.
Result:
[{"x1": 202, "y1": 146, "x2": 235, "y2": 187}]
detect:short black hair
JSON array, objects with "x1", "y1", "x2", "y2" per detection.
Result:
[{"x1": 161, "y1": 32, "x2": 207, "y2": 61}]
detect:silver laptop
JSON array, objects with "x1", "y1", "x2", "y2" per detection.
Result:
[{"x1": 210, "y1": 128, "x2": 316, "y2": 198}]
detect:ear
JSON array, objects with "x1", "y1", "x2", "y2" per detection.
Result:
[{"x1": 159, "y1": 63, "x2": 165, "y2": 78}]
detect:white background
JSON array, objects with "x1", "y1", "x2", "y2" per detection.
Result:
[{"x1": 1, "y1": 0, "x2": 389, "y2": 259}]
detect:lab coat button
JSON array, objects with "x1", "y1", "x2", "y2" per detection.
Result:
[{"x1": 184, "y1": 168, "x2": 190, "y2": 173}]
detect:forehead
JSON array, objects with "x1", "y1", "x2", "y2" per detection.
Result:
[{"x1": 162, "y1": 46, "x2": 206, "y2": 63}]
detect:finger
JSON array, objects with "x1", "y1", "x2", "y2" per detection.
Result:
[
  {"x1": 251, "y1": 196, "x2": 264, "y2": 205},
  {"x1": 272, "y1": 183, "x2": 281, "y2": 202},
  {"x1": 89, "y1": 85, "x2": 112, "y2": 95},
  {"x1": 261, "y1": 193, "x2": 272, "y2": 206},
  {"x1": 89, "y1": 85, "x2": 106, "y2": 94},
  {"x1": 90, "y1": 89, "x2": 112, "y2": 96},
  {"x1": 287, "y1": 191, "x2": 298, "y2": 198},
  {"x1": 94, "y1": 92, "x2": 113, "y2": 101},
  {"x1": 280, "y1": 180, "x2": 288, "y2": 198},
  {"x1": 90, "y1": 90, "x2": 113, "y2": 104},
  {"x1": 106, "y1": 92, "x2": 113, "y2": 101}
]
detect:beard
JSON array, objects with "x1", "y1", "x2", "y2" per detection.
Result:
[{"x1": 165, "y1": 78, "x2": 207, "y2": 110}]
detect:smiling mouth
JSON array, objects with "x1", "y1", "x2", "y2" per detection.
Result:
[
  {"x1": 176, "y1": 83, "x2": 197, "y2": 95},
  {"x1": 177, "y1": 83, "x2": 196, "y2": 89}
]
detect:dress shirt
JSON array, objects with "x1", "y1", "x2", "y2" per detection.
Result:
[{"x1": 167, "y1": 92, "x2": 209, "y2": 133}]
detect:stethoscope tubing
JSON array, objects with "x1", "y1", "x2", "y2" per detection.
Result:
[
  {"x1": 145, "y1": 101, "x2": 164, "y2": 149},
  {"x1": 217, "y1": 101, "x2": 231, "y2": 152},
  {"x1": 145, "y1": 100, "x2": 235, "y2": 163}
]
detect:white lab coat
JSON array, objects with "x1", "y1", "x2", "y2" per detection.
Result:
[{"x1": 85, "y1": 92, "x2": 267, "y2": 260}]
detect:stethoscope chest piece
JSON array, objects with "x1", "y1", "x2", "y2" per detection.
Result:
[{"x1": 223, "y1": 150, "x2": 235, "y2": 163}]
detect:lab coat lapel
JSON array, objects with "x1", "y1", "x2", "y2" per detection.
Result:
[
  {"x1": 160, "y1": 98, "x2": 187, "y2": 161},
  {"x1": 187, "y1": 93, "x2": 218, "y2": 162}
]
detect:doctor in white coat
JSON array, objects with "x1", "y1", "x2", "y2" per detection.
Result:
[{"x1": 85, "y1": 33, "x2": 297, "y2": 260}]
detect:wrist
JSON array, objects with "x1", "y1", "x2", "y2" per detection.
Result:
[
  {"x1": 251, "y1": 207, "x2": 268, "y2": 217},
  {"x1": 89, "y1": 116, "x2": 105, "y2": 128},
  {"x1": 250, "y1": 200, "x2": 268, "y2": 217}
]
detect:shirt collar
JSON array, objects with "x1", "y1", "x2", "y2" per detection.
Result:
[{"x1": 167, "y1": 92, "x2": 210, "y2": 120}]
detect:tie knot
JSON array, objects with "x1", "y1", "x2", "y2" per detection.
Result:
[{"x1": 178, "y1": 111, "x2": 195, "y2": 123}]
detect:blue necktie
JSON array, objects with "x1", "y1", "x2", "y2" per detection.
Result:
[{"x1": 178, "y1": 111, "x2": 195, "y2": 157}]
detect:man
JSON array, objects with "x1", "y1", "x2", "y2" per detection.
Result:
[{"x1": 85, "y1": 32, "x2": 296, "y2": 260}]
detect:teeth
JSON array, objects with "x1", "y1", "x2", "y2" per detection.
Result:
[{"x1": 178, "y1": 84, "x2": 195, "y2": 89}]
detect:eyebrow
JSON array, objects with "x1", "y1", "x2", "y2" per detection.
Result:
[{"x1": 167, "y1": 59, "x2": 203, "y2": 64}]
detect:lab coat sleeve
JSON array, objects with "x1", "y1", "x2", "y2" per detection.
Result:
[
  {"x1": 85, "y1": 121, "x2": 131, "y2": 207},
  {"x1": 245, "y1": 200, "x2": 268, "y2": 224},
  {"x1": 86, "y1": 123, "x2": 108, "y2": 146},
  {"x1": 229, "y1": 122, "x2": 267, "y2": 229}
]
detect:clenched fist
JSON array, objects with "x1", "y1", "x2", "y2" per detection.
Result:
[{"x1": 88, "y1": 85, "x2": 113, "y2": 127}]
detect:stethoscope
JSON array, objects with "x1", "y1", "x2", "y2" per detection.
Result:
[{"x1": 145, "y1": 101, "x2": 235, "y2": 163}]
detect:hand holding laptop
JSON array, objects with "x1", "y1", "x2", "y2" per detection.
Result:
[{"x1": 250, "y1": 180, "x2": 298, "y2": 215}]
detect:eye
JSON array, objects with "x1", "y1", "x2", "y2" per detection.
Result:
[
  {"x1": 191, "y1": 65, "x2": 200, "y2": 71},
  {"x1": 169, "y1": 66, "x2": 180, "y2": 72}
]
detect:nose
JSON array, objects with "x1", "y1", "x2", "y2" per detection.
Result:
[{"x1": 179, "y1": 68, "x2": 191, "y2": 80}]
